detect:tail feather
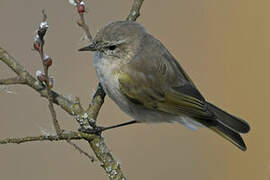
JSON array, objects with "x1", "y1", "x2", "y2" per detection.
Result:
[
  {"x1": 194, "y1": 102, "x2": 250, "y2": 151},
  {"x1": 210, "y1": 121, "x2": 247, "y2": 151},
  {"x1": 207, "y1": 102, "x2": 250, "y2": 133}
]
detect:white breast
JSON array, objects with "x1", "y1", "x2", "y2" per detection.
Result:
[{"x1": 93, "y1": 53, "x2": 131, "y2": 112}]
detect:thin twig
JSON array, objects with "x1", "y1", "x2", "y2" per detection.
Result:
[
  {"x1": 0, "y1": 76, "x2": 26, "y2": 85},
  {"x1": 87, "y1": 83, "x2": 106, "y2": 123},
  {"x1": 67, "y1": 140, "x2": 95, "y2": 162},
  {"x1": 0, "y1": 131, "x2": 95, "y2": 145},
  {"x1": 38, "y1": 11, "x2": 62, "y2": 135},
  {"x1": 38, "y1": 11, "x2": 93, "y2": 160},
  {"x1": 42, "y1": 9, "x2": 47, "y2": 22},
  {"x1": 126, "y1": 0, "x2": 144, "y2": 21},
  {"x1": 78, "y1": 13, "x2": 93, "y2": 42}
]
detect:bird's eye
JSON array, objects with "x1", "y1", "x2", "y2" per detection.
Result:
[{"x1": 108, "y1": 45, "x2": 117, "y2": 51}]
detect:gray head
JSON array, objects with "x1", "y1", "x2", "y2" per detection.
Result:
[{"x1": 79, "y1": 21, "x2": 146, "y2": 60}]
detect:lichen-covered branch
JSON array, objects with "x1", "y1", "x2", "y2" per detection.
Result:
[{"x1": 0, "y1": 131, "x2": 95, "y2": 145}]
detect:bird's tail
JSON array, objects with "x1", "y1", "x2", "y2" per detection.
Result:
[
  {"x1": 207, "y1": 102, "x2": 250, "y2": 134},
  {"x1": 200, "y1": 102, "x2": 250, "y2": 151},
  {"x1": 209, "y1": 120, "x2": 247, "y2": 151}
]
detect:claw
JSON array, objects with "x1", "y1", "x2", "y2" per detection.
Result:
[{"x1": 79, "y1": 126, "x2": 104, "y2": 135}]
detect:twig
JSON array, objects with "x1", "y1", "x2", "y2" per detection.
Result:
[
  {"x1": 76, "y1": 2, "x2": 93, "y2": 42},
  {"x1": 38, "y1": 10, "x2": 95, "y2": 160},
  {"x1": 37, "y1": 10, "x2": 62, "y2": 135},
  {"x1": 78, "y1": 13, "x2": 93, "y2": 42},
  {"x1": 126, "y1": 0, "x2": 144, "y2": 21},
  {"x1": 0, "y1": 131, "x2": 95, "y2": 145},
  {"x1": 42, "y1": 9, "x2": 47, "y2": 22},
  {"x1": 67, "y1": 140, "x2": 95, "y2": 162},
  {"x1": 87, "y1": 83, "x2": 106, "y2": 123}
]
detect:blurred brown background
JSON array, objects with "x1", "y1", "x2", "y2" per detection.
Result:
[{"x1": 0, "y1": 0, "x2": 268, "y2": 179}]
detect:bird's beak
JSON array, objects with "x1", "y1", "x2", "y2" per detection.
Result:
[{"x1": 78, "y1": 43, "x2": 97, "y2": 51}]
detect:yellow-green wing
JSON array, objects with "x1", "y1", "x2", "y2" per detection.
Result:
[{"x1": 118, "y1": 73, "x2": 213, "y2": 119}]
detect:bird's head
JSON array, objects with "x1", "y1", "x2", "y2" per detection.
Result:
[{"x1": 79, "y1": 21, "x2": 146, "y2": 62}]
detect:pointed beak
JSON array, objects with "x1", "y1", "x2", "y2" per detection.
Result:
[{"x1": 78, "y1": 43, "x2": 97, "y2": 51}]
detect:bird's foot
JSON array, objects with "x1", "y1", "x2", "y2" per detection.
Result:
[{"x1": 79, "y1": 126, "x2": 105, "y2": 135}]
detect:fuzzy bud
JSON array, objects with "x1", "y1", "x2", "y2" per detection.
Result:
[
  {"x1": 33, "y1": 35, "x2": 42, "y2": 51},
  {"x1": 39, "y1": 21, "x2": 49, "y2": 30},
  {"x1": 69, "y1": 0, "x2": 77, "y2": 6},
  {"x1": 33, "y1": 41, "x2": 41, "y2": 51},
  {"x1": 77, "y1": 1, "x2": 85, "y2": 14},
  {"x1": 36, "y1": 70, "x2": 46, "y2": 82},
  {"x1": 43, "y1": 55, "x2": 52, "y2": 68},
  {"x1": 38, "y1": 21, "x2": 48, "y2": 41}
]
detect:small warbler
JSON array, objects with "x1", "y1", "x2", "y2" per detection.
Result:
[{"x1": 79, "y1": 21, "x2": 250, "y2": 151}]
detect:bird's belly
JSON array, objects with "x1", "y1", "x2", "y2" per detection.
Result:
[{"x1": 94, "y1": 55, "x2": 133, "y2": 113}]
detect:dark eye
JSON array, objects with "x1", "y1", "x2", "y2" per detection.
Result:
[{"x1": 108, "y1": 45, "x2": 117, "y2": 51}]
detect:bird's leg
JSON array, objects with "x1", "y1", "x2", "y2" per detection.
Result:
[
  {"x1": 79, "y1": 120, "x2": 139, "y2": 135},
  {"x1": 100, "y1": 120, "x2": 139, "y2": 132}
]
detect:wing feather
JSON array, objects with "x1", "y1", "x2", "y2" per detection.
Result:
[{"x1": 118, "y1": 73, "x2": 213, "y2": 119}]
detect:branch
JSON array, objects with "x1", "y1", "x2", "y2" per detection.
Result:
[
  {"x1": 0, "y1": 131, "x2": 95, "y2": 145},
  {"x1": 0, "y1": 76, "x2": 26, "y2": 85}
]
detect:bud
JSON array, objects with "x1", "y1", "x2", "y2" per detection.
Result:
[
  {"x1": 69, "y1": 0, "x2": 77, "y2": 6},
  {"x1": 43, "y1": 55, "x2": 52, "y2": 68},
  {"x1": 77, "y1": 1, "x2": 85, "y2": 14},
  {"x1": 33, "y1": 35, "x2": 42, "y2": 51},
  {"x1": 33, "y1": 41, "x2": 41, "y2": 51},
  {"x1": 39, "y1": 21, "x2": 49, "y2": 30},
  {"x1": 38, "y1": 21, "x2": 48, "y2": 41},
  {"x1": 36, "y1": 70, "x2": 46, "y2": 82}
]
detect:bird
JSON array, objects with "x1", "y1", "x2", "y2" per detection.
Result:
[{"x1": 79, "y1": 21, "x2": 250, "y2": 151}]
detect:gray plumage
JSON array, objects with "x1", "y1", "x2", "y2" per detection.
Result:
[{"x1": 79, "y1": 21, "x2": 250, "y2": 151}]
